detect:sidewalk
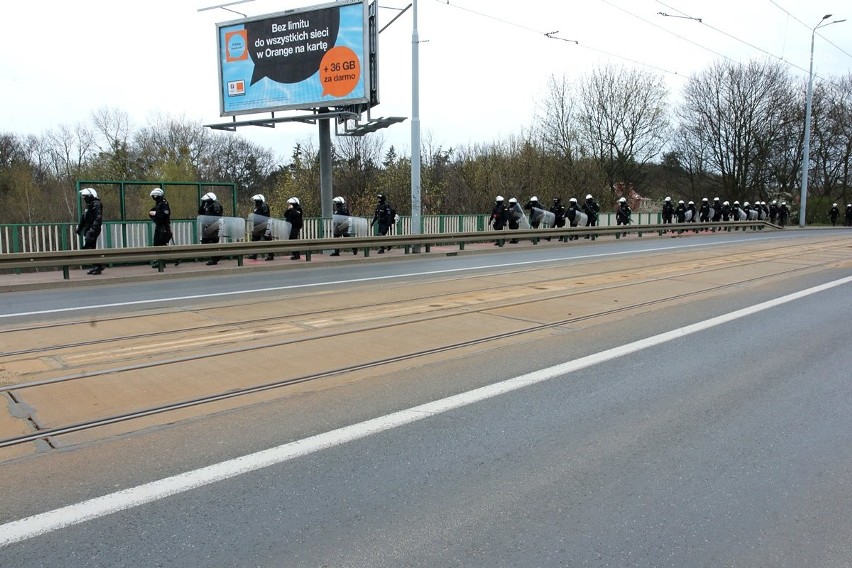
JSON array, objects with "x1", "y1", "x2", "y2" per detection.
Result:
[{"x1": 0, "y1": 240, "x2": 525, "y2": 293}]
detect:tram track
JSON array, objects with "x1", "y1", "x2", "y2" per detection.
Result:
[
  {"x1": 1, "y1": 236, "x2": 848, "y2": 453},
  {"x1": 0, "y1": 237, "x2": 835, "y2": 360}
]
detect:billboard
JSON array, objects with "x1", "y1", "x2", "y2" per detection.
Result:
[{"x1": 216, "y1": 0, "x2": 371, "y2": 116}]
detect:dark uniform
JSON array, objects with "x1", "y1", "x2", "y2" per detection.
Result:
[
  {"x1": 846, "y1": 204, "x2": 852, "y2": 227},
  {"x1": 77, "y1": 188, "x2": 104, "y2": 275},
  {"x1": 566, "y1": 198, "x2": 581, "y2": 240},
  {"x1": 331, "y1": 196, "x2": 358, "y2": 256},
  {"x1": 198, "y1": 193, "x2": 224, "y2": 265},
  {"x1": 249, "y1": 195, "x2": 273, "y2": 261},
  {"x1": 284, "y1": 198, "x2": 303, "y2": 260},
  {"x1": 550, "y1": 198, "x2": 566, "y2": 241},
  {"x1": 778, "y1": 202, "x2": 790, "y2": 227},
  {"x1": 616, "y1": 199, "x2": 631, "y2": 237},
  {"x1": 489, "y1": 197, "x2": 508, "y2": 245},
  {"x1": 371, "y1": 194, "x2": 395, "y2": 253},
  {"x1": 149, "y1": 188, "x2": 173, "y2": 269},
  {"x1": 712, "y1": 198, "x2": 722, "y2": 222},
  {"x1": 524, "y1": 197, "x2": 543, "y2": 229},
  {"x1": 769, "y1": 201, "x2": 779, "y2": 224},
  {"x1": 583, "y1": 194, "x2": 599, "y2": 240},
  {"x1": 675, "y1": 201, "x2": 687, "y2": 223},
  {"x1": 699, "y1": 198, "x2": 711, "y2": 222},
  {"x1": 661, "y1": 198, "x2": 674, "y2": 224},
  {"x1": 829, "y1": 204, "x2": 840, "y2": 226}
]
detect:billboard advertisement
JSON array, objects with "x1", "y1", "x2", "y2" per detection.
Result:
[{"x1": 216, "y1": 0, "x2": 370, "y2": 116}]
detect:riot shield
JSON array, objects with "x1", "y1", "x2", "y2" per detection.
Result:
[
  {"x1": 332, "y1": 215, "x2": 370, "y2": 237},
  {"x1": 532, "y1": 207, "x2": 556, "y2": 227},
  {"x1": 267, "y1": 218, "x2": 293, "y2": 240},
  {"x1": 247, "y1": 213, "x2": 270, "y2": 240},
  {"x1": 510, "y1": 204, "x2": 531, "y2": 229},
  {"x1": 684, "y1": 210, "x2": 694, "y2": 222},
  {"x1": 220, "y1": 217, "x2": 247, "y2": 242},
  {"x1": 197, "y1": 215, "x2": 223, "y2": 241}
]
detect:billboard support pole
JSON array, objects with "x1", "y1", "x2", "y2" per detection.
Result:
[{"x1": 319, "y1": 109, "x2": 333, "y2": 220}]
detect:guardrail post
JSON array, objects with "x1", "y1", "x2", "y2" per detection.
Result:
[{"x1": 62, "y1": 265, "x2": 70, "y2": 280}]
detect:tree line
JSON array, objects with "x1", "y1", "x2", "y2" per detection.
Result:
[{"x1": 1, "y1": 59, "x2": 850, "y2": 226}]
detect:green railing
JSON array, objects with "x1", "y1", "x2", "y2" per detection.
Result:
[{"x1": 0, "y1": 212, "x2": 664, "y2": 255}]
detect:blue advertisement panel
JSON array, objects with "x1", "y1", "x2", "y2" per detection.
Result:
[{"x1": 216, "y1": 0, "x2": 369, "y2": 115}]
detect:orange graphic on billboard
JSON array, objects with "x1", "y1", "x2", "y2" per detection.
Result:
[
  {"x1": 225, "y1": 30, "x2": 249, "y2": 62},
  {"x1": 319, "y1": 46, "x2": 361, "y2": 98}
]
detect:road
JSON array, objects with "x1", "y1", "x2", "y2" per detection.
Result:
[{"x1": 0, "y1": 229, "x2": 850, "y2": 566}]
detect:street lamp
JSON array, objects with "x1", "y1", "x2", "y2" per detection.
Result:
[{"x1": 800, "y1": 14, "x2": 845, "y2": 227}]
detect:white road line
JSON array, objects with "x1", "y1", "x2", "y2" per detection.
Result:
[
  {"x1": 1, "y1": 274, "x2": 849, "y2": 548},
  {"x1": 0, "y1": 236, "x2": 776, "y2": 319}
]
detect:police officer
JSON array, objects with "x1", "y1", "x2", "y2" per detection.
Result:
[
  {"x1": 77, "y1": 187, "x2": 104, "y2": 275},
  {"x1": 661, "y1": 196, "x2": 674, "y2": 225},
  {"x1": 489, "y1": 196, "x2": 508, "y2": 245},
  {"x1": 711, "y1": 197, "x2": 722, "y2": 222},
  {"x1": 846, "y1": 204, "x2": 852, "y2": 227},
  {"x1": 550, "y1": 197, "x2": 566, "y2": 241},
  {"x1": 616, "y1": 196, "x2": 631, "y2": 237},
  {"x1": 284, "y1": 197, "x2": 303, "y2": 260},
  {"x1": 699, "y1": 197, "x2": 711, "y2": 223},
  {"x1": 565, "y1": 197, "x2": 582, "y2": 240},
  {"x1": 829, "y1": 203, "x2": 840, "y2": 226},
  {"x1": 524, "y1": 196, "x2": 543, "y2": 229},
  {"x1": 507, "y1": 197, "x2": 522, "y2": 243},
  {"x1": 198, "y1": 192, "x2": 224, "y2": 265},
  {"x1": 769, "y1": 200, "x2": 779, "y2": 224},
  {"x1": 687, "y1": 200, "x2": 697, "y2": 223},
  {"x1": 331, "y1": 196, "x2": 358, "y2": 256},
  {"x1": 248, "y1": 194, "x2": 273, "y2": 261},
  {"x1": 778, "y1": 201, "x2": 790, "y2": 227},
  {"x1": 149, "y1": 187, "x2": 173, "y2": 268},
  {"x1": 675, "y1": 200, "x2": 687, "y2": 223},
  {"x1": 371, "y1": 193, "x2": 395, "y2": 253},
  {"x1": 583, "y1": 194, "x2": 600, "y2": 227}
]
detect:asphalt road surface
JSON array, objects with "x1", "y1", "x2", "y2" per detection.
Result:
[{"x1": 1, "y1": 229, "x2": 850, "y2": 567}]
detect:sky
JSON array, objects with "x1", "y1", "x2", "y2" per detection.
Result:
[{"x1": 2, "y1": 0, "x2": 851, "y2": 162}]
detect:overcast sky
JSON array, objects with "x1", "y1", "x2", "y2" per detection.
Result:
[{"x1": 2, "y1": 0, "x2": 850, "y2": 161}]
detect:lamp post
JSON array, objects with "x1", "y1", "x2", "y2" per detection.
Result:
[
  {"x1": 411, "y1": 0, "x2": 422, "y2": 238},
  {"x1": 800, "y1": 14, "x2": 845, "y2": 227}
]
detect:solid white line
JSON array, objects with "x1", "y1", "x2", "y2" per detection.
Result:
[
  {"x1": 2, "y1": 274, "x2": 848, "y2": 546},
  {"x1": 1, "y1": 235, "x2": 778, "y2": 319}
]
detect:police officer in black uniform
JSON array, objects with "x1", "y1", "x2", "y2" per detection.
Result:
[
  {"x1": 331, "y1": 196, "x2": 358, "y2": 256},
  {"x1": 661, "y1": 197, "x2": 674, "y2": 225},
  {"x1": 149, "y1": 187, "x2": 173, "y2": 268},
  {"x1": 284, "y1": 197, "x2": 303, "y2": 260},
  {"x1": 198, "y1": 192, "x2": 224, "y2": 265},
  {"x1": 77, "y1": 187, "x2": 104, "y2": 275},
  {"x1": 371, "y1": 194, "x2": 394, "y2": 253},
  {"x1": 829, "y1": 203, "x2": 840, "y2": 226},
  {"x1": 550, "y1": 197, "x2": 566, "y2": 241},
  {"x1": 583, "y1": 194, "x2": 600, "y2": 239},
  {"x1": 248, "y1": 194, "x2": 273, "y2": 261},
  {"x1": 616, "y1": 196, "x2": 632, "y2": 237},
  {"x1": 524, "y1": 196, "x2": 543, "y2": 229}
]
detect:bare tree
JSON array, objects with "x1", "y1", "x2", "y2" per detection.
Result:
[
  {"x1": 676, "y1": 59, "x2": 794, "y2": 200},
  {"x1": 577, "y1": 64, "x2": 669, "y2": 203}
]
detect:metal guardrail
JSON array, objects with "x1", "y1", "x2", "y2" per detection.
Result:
[{"x1": 0, "y1": 221, "x2": 778, "y2": 280}]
